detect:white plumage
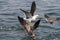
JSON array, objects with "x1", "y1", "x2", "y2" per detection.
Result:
[
  {"x1": 20, "y1": 1, "x2": 41, "y2": 24},
  {"x1": 24, "y1": 15, "x2": 40, "y2": 23}
]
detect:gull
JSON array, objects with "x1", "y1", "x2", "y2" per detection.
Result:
[
  {"x1": 20, "y1": 1, "x2": 41, "y2": 22},
  {"x1": 18, "y1": 16, "x2": 41, "y2": 38},
  {"x1": 44, "y1": 14, "x2": 60, "y2": 24}
]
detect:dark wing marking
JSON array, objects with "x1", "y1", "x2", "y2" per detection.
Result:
[
  {"x1": 18, "y1": 16, "x2": 31, "y2": 33},
  {"x1": 20, "y1": 1, "x2": 36, "y2": 18},
  {"x1": 30, "y1": 1, "x2": 36, "y2": 16},
  {"x1": 56, "y1": 18, "x2": 60, "y2": 21},
  {"x1": 20, "y1": 9, "x2": 32, "y2": 19},
  {"x1": 18, "y1": 16, "x2": 27, "y2": 25},
  {"x1": 44, "y1": 14, "x2": 50, "y2": 18},
  {"x1": 50, "y1": 22, "x2": 53, "y2": 24},
  {"x1": 31, "y1": 19, "x2": 41, "y2": 30}
]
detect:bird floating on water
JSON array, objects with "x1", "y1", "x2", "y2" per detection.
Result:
[
  {"x1": 18, "y1": 16, "x2": 41, "y2": 38},
  {"x1": 44, "y1": 14, "x2": 60, "y2": 24}
]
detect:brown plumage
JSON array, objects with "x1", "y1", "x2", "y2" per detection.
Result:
[
  {"x1": 44, "y1": 14, "x2": 60, "y2": 24},
  {"x1": 18, "y1": 16, "x2": 41, "y2": 38}
]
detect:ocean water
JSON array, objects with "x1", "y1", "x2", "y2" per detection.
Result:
[{"x1": 0, "y1": 0, "x2": 60, "y2": 40}]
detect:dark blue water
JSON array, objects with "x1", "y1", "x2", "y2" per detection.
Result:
[{"x1": 0, "y1": 0, "x2": 60, "y2": 40}]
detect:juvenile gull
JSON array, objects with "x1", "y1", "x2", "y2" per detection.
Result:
[
  {"x1": 44, "y1": 14, "x2": 60, "y2": 24},
  {"x1": 18, "y1": 16, "x2": 41, "y2": 38}
]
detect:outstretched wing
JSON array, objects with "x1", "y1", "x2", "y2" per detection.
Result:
[
  {"x1": 20, "y1": 9, "x2": 32, "y2": 19},
  {"x1": 18, "y1": 16, "x2": 31, "y2": 33},
  {"x1": 31, "y1": 19, "x2": 41, "y2": 30},
  {"x1": 30, "y1": 1, "x2": 36, "y2": 16},
  {"x1": 20, "y1": 1, "x2": 36, "y2": 18}
]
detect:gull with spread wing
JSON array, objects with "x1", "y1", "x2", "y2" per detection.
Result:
[
  {"x1": 20, "y1": 1, "x2": 41, "y2": 22},
  {"x1": 18, "y1": 16, "x2": 41, "y2": 38}
]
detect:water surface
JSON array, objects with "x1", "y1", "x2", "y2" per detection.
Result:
[{"x1": 0, "y1": 0, "x2": 60, "y2": 40}]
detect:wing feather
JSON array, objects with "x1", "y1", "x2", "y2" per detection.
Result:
[
  {"x1": 30, "y1": 1, "x2": 36, "y2": 16},
  {"x1": 18, "y1": 16, "x2": 31, "y2": 33}
]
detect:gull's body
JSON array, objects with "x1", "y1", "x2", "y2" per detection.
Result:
[
  {"x1": 24, "y1": 15, "x2": 40, "y2": 22},
  {"x1": 18, "y1": 2, "x2": 41, "y2": 38},
  {"x1": 20, "y1": 1, "x2": 41, "y2": 23},
  {"x1": 18, "y1": 16, "x2": 41, "y2": 38},
  {"x1": 44, "y1": 14, "x2": 60, "y2": 24}
]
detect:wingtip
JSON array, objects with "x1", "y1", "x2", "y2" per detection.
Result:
[
  {"x1": 18, "y1": 16, "x2": 20, "y2": 19},
  {"x1": 32, "y1": 1, "x2": 35, "y2": 3},
  {"x1": 18, "y1": 16, "x2": 24, "y2": 22},
  {"x1": 32, "y1": 1, "x2": 36, "y2": 7},
  {"x1": 18, "y1": 16, "x2": 27, "y2": 26},
  {"x1": 56, "y1": 18, "x2": 60, "y2": 21},
  {"x1": 32, "y1": 19, "x2": 41, "y2": 30},
  {"x1": 36, "y1": 19, "x2": 41, "y2": 24},
  {"x1": 20, "y1": 9, "x2": 23, "y2": 11},
  {"x1": 20, "y1": 8, "x2": 28, "y2": 14},
  {"x1": 44, "y1": 14, "x2": 49, "y2": 18},
  {"x1": 18, "y1": 16, "x2": 21, "y2": 20},
  {"x1": 18, "y1": 16, "x2": 20, "y2": 18},
  {"x1": 18, "y1": 16, "x2": 21, "y2": 22},
  {"x1": 30, "y1": 1, "x2": 36, "y2": 16}
]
